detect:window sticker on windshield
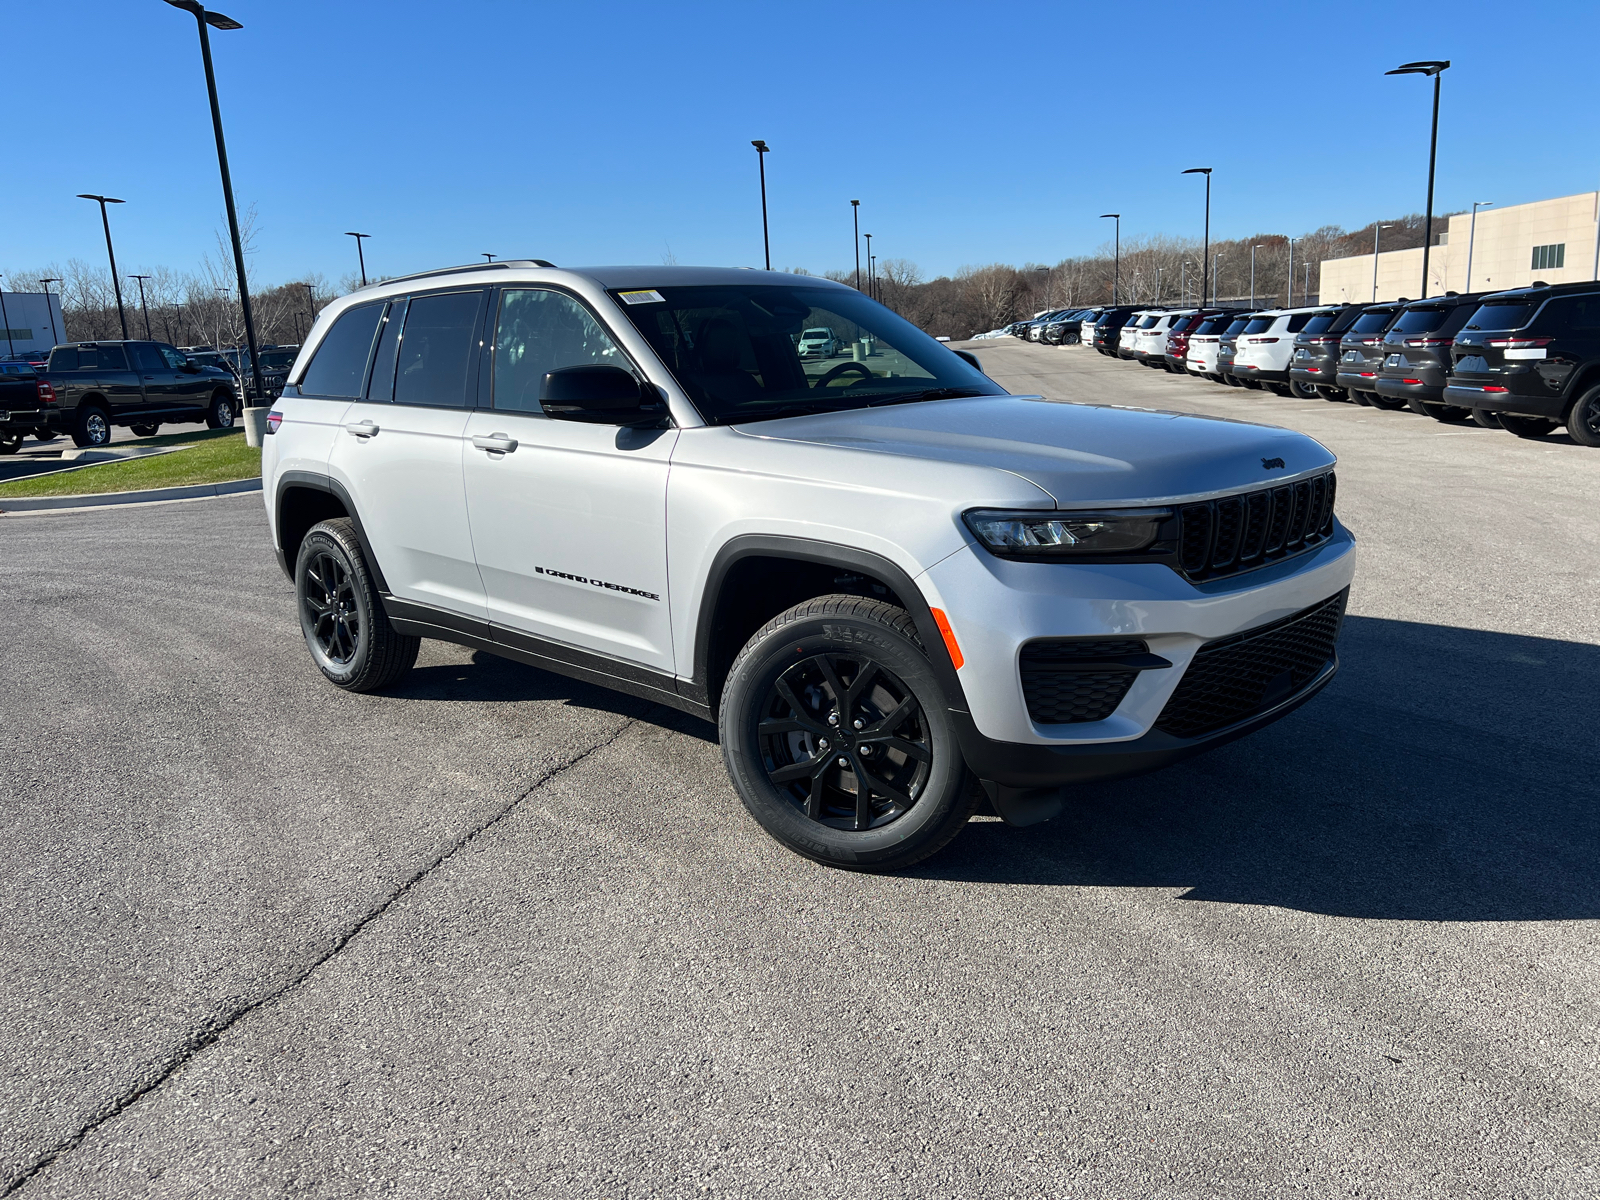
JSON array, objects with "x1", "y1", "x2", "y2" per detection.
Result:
[{"x1": 618, "y1": 290, "x2": 665, "y2": 305}]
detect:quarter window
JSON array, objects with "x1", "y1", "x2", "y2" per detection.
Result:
[
  {"x1": 393, "y1": 291, "x2": 482, "y2": 408},
  {"x1": 300, "y1": 302, "x2": 384, "y2": 398},
  {"x1": 1531, "y1": 243, "x2": 1566, "y2": 271},
  {"x1": 492, "y1": 289, "x2": 628, "y2": 413}
]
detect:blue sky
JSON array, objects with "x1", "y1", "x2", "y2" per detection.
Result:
[{"x1": 5, "y1": 0, "x2": 1598, "y2": 288}]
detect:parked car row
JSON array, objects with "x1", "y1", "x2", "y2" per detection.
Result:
[
  {"x1": 1007, "y1": 307, "x2": 1108, "y2": 346},
  {"x1": 1030, "y1": 281, "x2": 1600, "y2": 447}
]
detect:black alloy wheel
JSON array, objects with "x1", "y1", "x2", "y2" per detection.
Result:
[
  {"x1": 720, "y1": 595, "x2": 978, "y2": 871},
  {"x1": 1566, "y1": 384, "x2": 1600, "y2": 447},
  {"x1": 759, "y1": 651, "x2": 931, "y2": 831},
  {"x1": 302, "y1": 549, "x2": 361, "y2": 669},
  {"x1": 294, "y1": 518, "x2": 419, "y2": 691}
]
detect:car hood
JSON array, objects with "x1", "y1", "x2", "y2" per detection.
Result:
[{"x1": 733, "y1": 395, "x2": 1333, "y2": 506}]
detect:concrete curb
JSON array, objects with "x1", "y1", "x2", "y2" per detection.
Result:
[{"x1": 0, "y1": 476, "x2": 261, "y2": 513}]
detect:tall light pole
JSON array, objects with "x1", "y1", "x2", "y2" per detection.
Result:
[
  {"x1": 1286, "y1": 239, "x2": 1295, "y2": 309},
  {"x1": 38, "y1": 278, "x2": 62, "y2": 344},
  {"x1": 77, "y1": 194, "x2": 129, "y2": 338},
  {"x1": 1182, "y1": 168, "x2": 1212, "y2": 307},
  {"x1": 1385, "y1": 60, "x2": 1450, "y2": 299},
  {"x1": 0, "y1": 279, "x2": 13, "y2": 356},
  {"x1": 1372, "y1": 223, "x2": 1393, "y2": 301},
  {"x1": 1213, "y1": 254, "x2": 1222, "y2": 304},
  {"x1": 1466, "y1": 201, "x2": 1492, "y2": 292},
  {"x1": 1303, "y1": 261, "x2": 1312, "y2": 306},
  {"x1": 751, "y1": 140, "x2": 771, "y2": 270},
  {"x1": 303, "y1": 281, "x2": 317, "y2": 324},
  {"x1": 1154, "y1": 266, "x2": 1162, "y2": 304},
  {"x1": 345, "y1": 232, "x2": 371, "y2": 286},
  {"x1": 129, "y1": 274, "x2": 153, "y2": 338},
  {"x1": 1250, "y1": 244, "x2": 1262, "y2": 307},
  {"x1": 864, "y1": 233, "x2": 873, "y2": 298},
  {"x1": 163, "y1": 0, "x2": 266, "y2": 402},
  {"x1": 1100, "y1": 213, "x2": 1120, "y2": 304},
  {"x1": 850, "y1": 199, "x2": 861, "y2": 291}
]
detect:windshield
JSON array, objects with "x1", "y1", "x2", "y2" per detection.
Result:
[
  {"x1": 1463, "y1": 301, "x2": 1539, "y2": 331},
  {"x1": 611, "y1": 283, "x2": 1001, "y2": 425},
  {"x1": 1349, "y1": 309, "x2": 1394, "y2": 334},
  {"x1": 259, "y1": 351, "x2": 296, "y2": 369}
]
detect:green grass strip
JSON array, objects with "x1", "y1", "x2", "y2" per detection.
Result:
[{"x1": 0, "y1": 430, "x2": 260, "y2": 498}]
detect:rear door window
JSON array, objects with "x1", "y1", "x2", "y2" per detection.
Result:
[
  {"x1": 300, "y1": 301, "x2": 384, "y2": 397},
  {"x1": 1285, "y1": 313, "x2": 1314, "y2": 333},
  {"x1": 1533, "y1": 294, "x2": 1600, "y2": 331},
  {"x1": 96, "y1": 345, "x2": 129, "y2": 371},
  {"x1": 393, "y1": 290, "x2": 483, "y2": 408},
  {"x1": 130, "y1": 344, "x2": 166, "y2": 372},
  {"x1": 365, "y1": 300, "x2": 406, "y2": 402}
]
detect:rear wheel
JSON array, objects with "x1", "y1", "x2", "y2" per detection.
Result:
[
  {"x1": 1565, "y1": 384, "x2": 1600, "y2": 447},
  {"x1": 0, "y1": 433, "x2": 21, "y2": 455},
  {"x1": 1406, "y1": 397, "x2": 1472, "y2": 423},
  {"x1": 1319, "y1": 386, "x2": 1346, "y2": 402},
  {"x1": 205, "y1": 390, "x2": 236, "y2": 430},
  {"x1": 1268, "y1": 382, "x2": 1292, "y2": 396},
  {"x1": 130, "y1": 424, "x2": 159, "y2": 438},
  {"x1": 1470, "y1": 408, "x2": 1503, "y2": 430},
  {"x1": 1288, "y1": 379, "x2": 1318, "y2": 399},
  {"x1": 1498, "y1": 413, "x2": 1561, "y2": 439},
  {"x1": 295, "y1": 518, "x2": 419, "y2": 692},
  {"x1": 72, "y1": 405, "x2": 111, "y2": 447},
  {"x1": 1347, "y1": 388, "x2": 1371, "y2": 406},
  {"x1": 719, "y1": 595, "x2": 978, "y2": 872},
  {"x1": 34, "y1": 427, "x2": 54, "y2": 441},
  {"x1": 1366, "y1": 391, "x2": 1409, "y2": 411}
]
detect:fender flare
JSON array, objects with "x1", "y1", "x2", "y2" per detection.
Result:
[
  {"x1": 690, "y1": 534, "x2": 970, "y2": 717},
  {"x1": 273, "y1": 470, "x2": 389, "y2": 593}
]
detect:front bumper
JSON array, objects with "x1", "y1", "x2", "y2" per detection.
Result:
[{"x1": 919, "y1": 524, "x2": 1357, "y2": 776}]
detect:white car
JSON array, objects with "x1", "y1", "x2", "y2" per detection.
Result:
[
  {"x1": 263, "y1": 263, "x2": 1355, "y2": 871},
  {"x1": 797, "y1": 327, "x2": 841, "y2": 358},
  {"x1": 1118, "y1": 309, "x2": 1159, "y2": 359},
  {"x1": 1134, "y1": 310, "x2": 1195, "y2": 366},
  {"x1": 1185, "y1": 312, "x2": 1236, "y2": 378},
  {"x1": 1230, "y1": 307, "x2": 1330, "y2": 394}
]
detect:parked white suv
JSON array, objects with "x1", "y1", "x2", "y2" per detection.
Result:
[
  {"x1": 1134, "y1": 309, "x2": 1194, "y2": 365},
  {"x1": 1118, "y1": 309, "x2": 1159, "y2": 358},
  {"x1": 797, "y1": 327, "x2": 841, "y2": 358},
  {"x1": 1230, "y1": 307, "x2": 1329, "y2": 394},
  {"x1": 263, "y1": 264, "x2": 1355, "y2": 871}
]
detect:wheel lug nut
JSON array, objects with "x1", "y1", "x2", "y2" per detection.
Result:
[
  {"x1": 818, "y1": 739, "x2": 829, "y2": 750},
  {"x1": 860, "y1": 746, "x2": 871, "y2": 756},
  {"x1": 853, "y1": 719, "x2": 864, "y2": 730},
  {"x1": 827, "y1": 713, "x2": 839, "y2": 726},
  {"x1": 837, "y1": 757, "x2": 849, "y2": 767}
]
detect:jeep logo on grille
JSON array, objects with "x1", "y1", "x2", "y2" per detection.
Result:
[{"x1": 1261, "y1": 457, "x2": 1286, "y2": 470}]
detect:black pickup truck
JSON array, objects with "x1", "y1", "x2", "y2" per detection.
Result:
[
  {"x1": 0, "y1": 362, "x2": 56, "y2": 453},
  {"x1": 41, "y1": 340, "x2": 240, "y2": 447}
]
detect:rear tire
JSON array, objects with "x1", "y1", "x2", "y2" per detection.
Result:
[
  {"x1": 1268, "y1": 383, "x2": 1292, "y2": 396},
  {"x1": 34, "y1": 427, "x2": 54, "y2": 441},
  {"x1": 1470, "y1": 408, "x2": 1503, "y2": 429},
  {"x1": 718, "y1": 595, "x2": 978, "y2": 872},
  {"x1": 130, "y1": 423, "x2": 159, "y2": 438},
  {"x1": 1366, "y1": 391, "x2": 1409, "y2": 411},
  {"x1": 0, "y1": 434, "x2": 21, "y2": 455},
  {"x1": 1348, "y1": 388, "x2": 1371, "y2": 406},
  {"x1": 1565, "y1": 384, "x2": 1600, "y2": 447},
  {"x1": 72, "y1": 404, "x2": 111, "y2": 447},
  {"x1": 1288, "y1": 379, "x2": 1317, "y2": 399},
  {"x1": 1498, "y1": 413, "x2": 1560, "y2": 439},
  {"x1": 1405, "y1": 397, "x2": 1471, "y2": 423},
  {"x1": 205, "y1": 390, "x2": 237, "y2": 430},
  {"x1": 1319, "y1": 386, "x2": 1345, "y2": 402},
  {"x1": 295, "y1": 518, "x2": 419, "y2": 692}
]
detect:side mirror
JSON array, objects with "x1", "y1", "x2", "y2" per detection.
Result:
[
  {"x1": 540, "y1": 364, "x2": 663, "y2": 423},
  {"x1": 180, "y1": 362, "x2": 201, "y2": 374},
  {"x1": 954, "y1": 349, "x2": 984, "y2": 374}
]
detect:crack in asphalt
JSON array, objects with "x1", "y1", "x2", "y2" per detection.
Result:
[{"x1": 2, "y1": 715, "x2": 645, "y2": 1197}]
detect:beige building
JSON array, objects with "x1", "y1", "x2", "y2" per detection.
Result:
[{"x1": 1319, "y1": 190, "x2": 1600, "y2": 304}]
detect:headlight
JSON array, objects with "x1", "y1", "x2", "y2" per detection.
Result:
[{"x1": 963, "y1": 508, "x2": 1170, "y2": 557}]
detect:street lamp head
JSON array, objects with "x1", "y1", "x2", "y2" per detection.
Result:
[
  {"x1": 850, "y1": 199, "x2": 859, "y2": 208},
  {"x1": 164, "y1": 1, "x2": 242, "y2": 29},
  {"x1": 344, "y1": 231, "x2": 369, "y2": 238},
  {"x1": 1099, "y1": 213, "x2": 1119, "y2": 219},
  {"x1": 751, "y1": 139, "x2": 768, "y2": 152},
  {"x1": 1386, "y1": 60, "x2": 1449, "y2": 76},
  {"x1": 77, "y1": 193, "x2": 125, "y2": 204},
  {"x1": 1181, "y1": 167, "x2": 1212, "y2": 176}
]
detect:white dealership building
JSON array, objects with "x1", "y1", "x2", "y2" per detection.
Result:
[{"x1": 0, "y1": 290, "x2": 68, "y2": 356}]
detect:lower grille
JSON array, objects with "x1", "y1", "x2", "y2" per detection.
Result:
[
  {"x1": 1020, "y1": 639, "x2": 1148, "y2": 724},
  {"x1": 1154, "y1": 590, "x2": 1347, "y2": 738}
]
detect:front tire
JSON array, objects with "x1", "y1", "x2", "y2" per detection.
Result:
[
  {"x1": 72, "y1": 405, "x2": 111, "y2": 447},
  {"x1": 1565, "y1": 385, "x2": 1600, "y2": 447},
  {"x1": 719, "y1": 595, "x2": 978, "y2": 872},
  {"x1": 295, "y1": 518, "x2": 419, "y2": 692},
  {"x1": 0, "y1": 433, "x2": 20, "y2": 455},
  {"x1": 205, "y1": 390, "x2": 237, "y2": 430}
]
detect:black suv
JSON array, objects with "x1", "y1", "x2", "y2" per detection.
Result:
[
  {"x1": 42, "y1": 340, "x2": 240, "y2": 446},
  {"x1": 1445, "y1": 282, "x2": 1600, "y2": 445},
  {"x1": 1334, "y1": 303, "x2": 1405, "y2": 407},
  {"x1": 1372, "y1": 293, "x2": 1489, "y2": 422},
  {"x1": 1090, "y1": 306, "x2": 1143, "y2": 355},
  {"x1": 1289, "y1": 305, "x2": 1364, "y2": 400}
]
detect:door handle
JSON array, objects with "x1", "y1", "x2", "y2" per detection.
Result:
[
  {"x1": 471, "y1": 433, "x2": 517, "y2": 453},
  {"x1": 344, "y1": 420, "x2": 380, "y2": 437}
]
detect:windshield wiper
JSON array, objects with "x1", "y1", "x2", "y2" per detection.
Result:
[
  {"x1": 866, "y1": 387, "x2": 993, "y2": 407},
  {"x1": 717, "y1": 400, "x2": 859, "y2": 425}
]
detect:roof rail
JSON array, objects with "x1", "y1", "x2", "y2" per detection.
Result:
[{"x1": 359, "y1": 259, "x2": 558, "y2": 289}]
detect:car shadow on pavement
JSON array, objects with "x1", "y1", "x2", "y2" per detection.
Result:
[{"x1": 915, "y1": 616, "x2": 1600, "y2": 922}]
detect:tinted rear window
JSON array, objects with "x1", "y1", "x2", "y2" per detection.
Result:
[
  {"x1": 1224, "y1": 317, "x2": 1253, "y2": 335},
  {"x1": 300, "y1": 301, "x2": 384, "y2": 397},
  {"x1": 1138, "y1": 315, "x2": 1160, "y2": 328},
  {"x1": 1462, "y1": 302, "x2": 1538, "y2": 331},
  {"x1": 1299, "y1": 312, "x2": 1340, "y2": 335},
  {"x1": 1244, "y1": 316, "x2": 1277, "y2": 334},
  {"x1": 1390, "y1": 306, "x2": 1448, "y2": 333},
  {"x1": 1170, "y1": 316, "x2": 1194, "y2": 332},
  {"x1": 1194, "y1": 316, "x2": 1229, "y2": 334},
  {"x1": 1349, "y1": 310, "x2": 1394, "y2": 334}
]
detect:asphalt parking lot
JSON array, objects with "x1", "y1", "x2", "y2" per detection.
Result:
[{"x1": 3, "y1": 340, "x2": 1598, "y2": 1199}]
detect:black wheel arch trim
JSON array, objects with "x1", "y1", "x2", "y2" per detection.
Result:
[{"x1": 274, "y1": 470, "x2": 390, "y2": 593}]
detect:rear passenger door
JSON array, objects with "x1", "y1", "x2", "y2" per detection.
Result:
[
  {"x1": 129, "y1": 343, "x2": 181, "y2": 416},
  {"x1": 326, "y1": 290, "x2": 488, "y2": 620},
  {"x1": 88, "y1": 344, "x2": 145, "y2": 421}
]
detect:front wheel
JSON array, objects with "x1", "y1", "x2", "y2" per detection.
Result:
[
  {"x1": 0, "y1": 433, "x2": 21, "y2": 455},
  {"x1": 1565, "y1": 385, "x2": 1600, "y2": 447},
  {"x1": 295, "y1": 518, "x2": 420, "y2": 692},
  {"x1": 719, "y1": 595, "x2": 978, "y2": 872},
  {"x1": 205, "y1": 390, "x2": 237, "y2": 430}
]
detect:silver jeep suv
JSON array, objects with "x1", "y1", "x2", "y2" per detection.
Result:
[{"x1": 263, "y1": 263, "x2": 1356, "y2": 871}]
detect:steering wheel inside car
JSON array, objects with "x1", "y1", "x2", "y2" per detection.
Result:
[{"x1": 812, "y1": 361, "x2": 875, "y2": 389}]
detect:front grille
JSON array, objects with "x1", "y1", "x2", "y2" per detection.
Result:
[
  {"x1": 1020, "y1": 639, "x2": 1148, "y2": 724},
  {"x1": 1154, "y1": 590, "x2": 1347, "y2": 739},
  {"x1": 1177, "y1": 471, "x2": 1336, "y2": 581}
]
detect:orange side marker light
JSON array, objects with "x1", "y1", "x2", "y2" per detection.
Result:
[{"x1": 930, "y1": 607, "x2": 963, "y2": 670}]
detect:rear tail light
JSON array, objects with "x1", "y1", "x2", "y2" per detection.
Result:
[
  {"x1": 1402, "y1": 379, "x2": 1424, "y2": 385},
  {"x1": 1248, "y1": 337, "x2": 1280, "y2": 344},
  {"x1": 1404, "y1": 337, "x2": 1454, "y2": 347},
  {"x1": 36, "y1": 380, "x2": 56, "y2": 403},
  {"x1": 1358, "y1": 371, "x2": 1376, "y2": 377},
  {"x1": 1484, "y1": 336, "x2": 1553, "y2": 349},
  {"x1": 265, "y1": 409, "x2": 283, "y2": 434},
  {"x1": 1480, "y1": 386, "x2": 1509, "y2": 392},
  {"x1": 1302, "y1": 335, "x2": 1339, "y2": 345}
]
